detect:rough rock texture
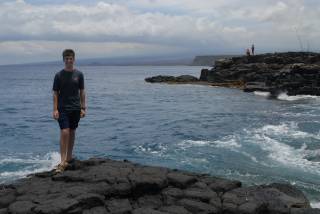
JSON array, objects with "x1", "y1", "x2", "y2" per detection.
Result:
[
  {"x1": 145, "y1": 75, "x2": 199, "y2": 83},
  {"x1": 201, "y1": 52, "x2": 320, "y2": 96},
  {"x1": 0, "y1": 158, "x2": 318, "y2": 214},
  {"x1": 146, "y1": 52, "x2": 320, "y2": 97}
]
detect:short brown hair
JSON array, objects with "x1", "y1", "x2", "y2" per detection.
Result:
[{"x1": 62, "y1": 49, "x2": 75, "y2": 60}]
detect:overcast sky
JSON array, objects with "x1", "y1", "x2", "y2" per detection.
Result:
[{"x1": 0, "y1": 0, "x2": 319, "y2": 65}]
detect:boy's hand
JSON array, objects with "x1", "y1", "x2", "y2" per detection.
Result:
[
  {"x1": 53, "y1": 110, "x2": 59, "y2": 120},
  {"x1": 80, "y1": 109, "x2": 86, "y2": 118}
]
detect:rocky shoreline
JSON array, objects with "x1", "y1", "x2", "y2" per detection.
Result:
[
  {"x1": 146, "y1": 52, "x2": 320, "y2": 97},
  {"x1": 1, "y1": 158, "x2": 319, "y2": 214}
]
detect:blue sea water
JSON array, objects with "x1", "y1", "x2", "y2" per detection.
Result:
[{"x1": 0, "y1": 64, "x2": 320, "y2": 207}]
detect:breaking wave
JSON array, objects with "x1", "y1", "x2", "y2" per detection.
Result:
[
  {"x1": 277, "y1": 93, "x2": 319, "y2": 101},
  {"x1": 0, "y1": 152, "x2": 60, "y2": 183},
  {"x1": 254, "y1": 91, "x2": 271, "y2": 97}
]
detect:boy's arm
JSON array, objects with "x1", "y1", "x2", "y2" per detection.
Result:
[
  {"x1": 80, "y1": 89, "x2": 86, "y2": 117},
  {"x1": 53, "y1": 91, "x2": 59, "y2": 119},
  {"x1": 80, "y1": 89, "x2": 86, "y2": 109}
]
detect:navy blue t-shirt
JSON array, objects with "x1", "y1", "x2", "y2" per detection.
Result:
[{"x1": 52, "y1": 69, "x2": 84, "y2": 111}]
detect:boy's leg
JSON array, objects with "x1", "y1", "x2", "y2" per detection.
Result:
[
  {"x1": 66, "y1": 129, "x2": 75, "y2": 162},
  {"x1": 66, "y1": 110, "x2": 80, "y2": 162},
  {"x1": 60, "y1": 128, "x2": 70, "y2": 164}
]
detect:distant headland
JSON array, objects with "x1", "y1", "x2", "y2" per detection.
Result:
[
  {"x1": 192, "y1": 55, "x2": 240, "y2": 66},
  {"x1": 146, "y1": 52, "x2": 320, "y2": 97}
]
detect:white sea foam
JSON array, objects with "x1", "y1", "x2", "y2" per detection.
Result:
[
  {"x1": 178, "y1": 140, "x2": 212, "y2": 147},
  {"x1": 178, "y1": 139, "x2": 241, "y2": 150},
  {"x1": 0, "y1": 152, "x2": 60, "y2": 183},
  {"x1": 259, "y1": 122, "x2": 320, "y2": 140},
  {"x1": 212, "y1": 138, "x2": 242, "y2": 149},
  {"x1": 254, "y1": 91, "x2": 270, "y2": 97},
  {"x1": 177, "y1": 122, "x2": 320, "y2": 174},
  {"x1": 311, "y1": 201, "x2": 320, "y2": 208},
  {"x1": 135, "y1": 143, "x2": 168, "y2": 157},
  {"x1": 223, "y1": 169, "x2": 260, "y2": 179},
  {"x1": 178, "y1": 139, "x2": 261, "y2": 163},
  {"x1": 277, "y1": 93, "x2": 319, "y2": 101},
  {"x1": 246, "y1": 123, "x2": 320, "y2": 174}
]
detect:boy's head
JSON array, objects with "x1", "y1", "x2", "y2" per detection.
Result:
[{"x1": 62, "y1": 49, "x2": 75, "y2": 61}]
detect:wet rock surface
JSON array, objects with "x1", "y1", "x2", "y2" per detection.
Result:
[{"x1": 0, "y1": 158, "x2": 318, "y2": 214}]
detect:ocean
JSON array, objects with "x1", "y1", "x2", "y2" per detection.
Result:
[{"x1": 0, "y1": 64, "x2": 319, "y2": 207}]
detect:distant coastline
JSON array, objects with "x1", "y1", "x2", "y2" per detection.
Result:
[
  {"x1": 0, "y1": 54, "x2": 239, "y2": 67},
  {"x1": 192, "y1": 55, "x2": 240, "y2": 66}
]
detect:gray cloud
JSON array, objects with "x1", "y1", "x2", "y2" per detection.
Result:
[{"x1": 0, "y1": 0, "x2": 319, "y2": 64}]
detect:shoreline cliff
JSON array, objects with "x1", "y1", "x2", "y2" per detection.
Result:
[
  {"x1": 0, "y1": 158, "x2": 319, "y2": 214},
  {"x1": 146, "y1": 52, "x2": 320, "y2": 98}
]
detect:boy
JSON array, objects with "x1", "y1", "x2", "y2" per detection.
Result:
[{"x1": 52, "y1": 49, "x2": 86, "y2": 172}]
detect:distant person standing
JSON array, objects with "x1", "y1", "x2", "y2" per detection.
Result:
[
  {"x1": 251, "y1": 44, "x2": 255, "y2": 55},
  {"x1": 52, "y1": 49, "x2": 86, "y2": 173},
  {"x1": 246, "y1": 48, "x2": 251, "y2": 56}
]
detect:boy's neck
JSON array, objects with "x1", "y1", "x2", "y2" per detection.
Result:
[{"x1": 64, "y1": 67, "x2": 74, "y2": 72}]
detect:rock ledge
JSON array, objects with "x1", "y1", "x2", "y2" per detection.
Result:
[
  {"x1": 146, "y1": 52, "x2": 320, "y2": 97},
  {"x1": 0, "y1": 158, "x2": 318, "y2": 214}
]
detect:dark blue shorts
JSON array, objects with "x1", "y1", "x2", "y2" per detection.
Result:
[{"x1": 58, "y1": 110, "x2": 81, "y2": 130}]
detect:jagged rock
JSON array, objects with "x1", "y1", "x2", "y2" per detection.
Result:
[
  {"x1": 8, "y1": 201, "x2": 35, "y2": 214},
  {"x1": 132, "y1": 208, "x2": 169, "y2": 214},
  {"x1": 0, "y1": 209, "x2": 7, "y2": 214},
  {"x1": 159, "y1": 205, "x2": 191, "y2": 214},
  {"x1": 145, "y1": 75, "x2": 176, "y2": 83},
  {"x1": 137, "y1": 194, "x2": 163, "y2": 209},
  {"x1": 145, "y1": 75, "x2": 198, "y2": 83},
  {"x1": 129, "y1": 166, "x2": 168, "y2": 195},
  {"x1": 291, "y1": 208, "x2": 320, "y2": 214},
  {"x1": 0, "y1": 158, "x2": 317, "y2": 214},
  {"x1": 167, "y1": 172, "x2": 197, "y2": 188},
  {"x1": 0, "y1": 187, "x2": 16, "y2": 208},
  {"x1": 162, "y1": 187, "x2": 184, "y2": 205},
  {"x1": 177, "y1": 199, "x2": 219, "y2": 213},
  {"x1": 105, "y1": 198, "x2": 132, "y2": 214},
  {"x1": 32, "y1": 196, "x2": 79, "y2": 214},
  {"x1": 141, "y1": 52, "x2": 319, "y2": 96},
  {"x1": 176, "y1": 75, "x2": 198, "y2": 82},
  {"x1": 200, "y1": 52, "x2": 320, "y2": 96},
  {"x1": 183, "y1": 188, "x2": 218, "y2": 203},
  {"x1": 200, "y1": 69, "x2": 209, "y2": 81},
  {"x1": 215, "y1": 58, "x2": 233, "y2": 69},
  {"x1": 83, "y1": 206, "x2": 109, "y2": 214},
  {"x1": 222, "y1": 183, "x2": 310, "y2": 214},
  {"x1": 75, "y1": 193, "x2": 105, "y2": 209},
  {"x1": 190, "y1": 181, "x2": 208, "y2": 189},
  {"x1": 201, "y1": 176, "x2": 241, "y2": 193}
]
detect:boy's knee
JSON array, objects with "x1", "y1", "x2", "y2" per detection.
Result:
[{"x1": 61, "y1": 128, "x2": 70, "y2": 135}]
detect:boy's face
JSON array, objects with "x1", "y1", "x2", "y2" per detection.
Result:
[{"x1": 64, "y1": 55, "x2": 74, "y2": 68}]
